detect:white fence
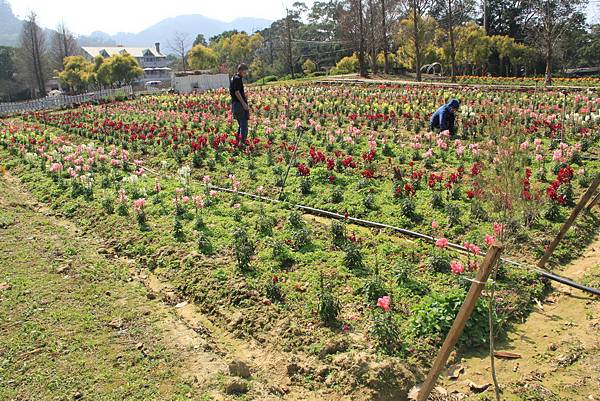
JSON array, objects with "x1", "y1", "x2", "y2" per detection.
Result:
[
  {"x1": 0, "y1": 86, "x2": 134, "y2": 117},
  {"x1": 172, "y1": 74, "x2": 230, "y2": 94}
]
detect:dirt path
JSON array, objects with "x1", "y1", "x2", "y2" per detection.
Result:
[
  {"x1": 439, "y1": 235, "x2": 600, "y2": 400},
  {"x1": 0, "y1": 172, "x2": 350, "y2": 400}
]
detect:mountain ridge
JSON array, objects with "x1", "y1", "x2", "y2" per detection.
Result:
[{"x1": 0, "y1": 1, "x2": 272, "y2": 48}]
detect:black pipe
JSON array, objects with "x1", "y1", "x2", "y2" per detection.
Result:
[{"x1": 209, "y1": 185, "x2": 600, "y2": 297}]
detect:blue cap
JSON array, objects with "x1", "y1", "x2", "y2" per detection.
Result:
[{"x1": 447, "y1": 99, "x2": 460, "y2": 109}]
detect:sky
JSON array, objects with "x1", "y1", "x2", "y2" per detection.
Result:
[
  {"x1": 7, "y1": 0, "x2": 600, "y2": 36},
  {"x1": 7, "y1": 0, "x2": 311, "y2": 35}
]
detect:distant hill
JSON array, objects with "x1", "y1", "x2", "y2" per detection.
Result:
[
  {"x1": 0, "y1": 0, "x2": 21, "y2": 46},
  {"x1": 78, "y1": 15, "x2": 272, "y2": 49},
  {"x1": 0, "y1": 1, "x2": 272, "y2": 49}
]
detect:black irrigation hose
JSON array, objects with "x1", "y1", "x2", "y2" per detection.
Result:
[{"x1": 209, "y1": 184, "x2": 600, "y2": 297}]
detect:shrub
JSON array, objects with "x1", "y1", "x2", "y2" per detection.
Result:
[
  {"x1": 173, "y1": 217, "x2": 184, "y2": 241},
  {"x1": 426, "y1": 249, "x2": 451, "y2": 273},
  {"x1": 371, "y1": 307, "x2": 402, "y2": 355},
  {"x1": 257, "y1": 208, "x2": 276, "y2": 236},
  {"x1": 344, "y1": 242, "x2": 364, "y2": 272},
  {"x1": 331, "y1": 187, "x2": 344, "y2": 203},
  {"x1": 331, "y1": 54, "x2": 358, "y2": 75},
  {"x1": 318, "y1": 274, "x2": 340, "y2": 327},
  {"x1": 197, "y1": 231, "x2": 213, "y2": 254},
  {"x1": 302, "y1": 58, "x2": 317, "y2": 75},
  {"x1": 233, "y1": 226, "x2": 255, "y2": 271},
  {"x1": 330, "y1": 220, "x2": 347, "y2": 249},
  {"x1": 266, "y1": 276, "x2": 284, "y2": 303},
  {"x1": 260, "y1": 75, "x2": 278, "y2": 83},
  {"x1": 362, "y1": 265, "x2": 387, "y2": 304},
  {"x1": 272, "y1": 239, "x2": 295, "y2": 269},
  {"x1": 410, "y1": 289, "x2": 500, "y2": 347}
]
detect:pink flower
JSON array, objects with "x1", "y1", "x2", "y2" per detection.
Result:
[
  {"x1": 464, "y1": 242, "x2": 481, "y2": 255},
  {"x1": 377, "y1": 296, "x2": 391, "y2": 312},
  {"x1": 435, "y1": 238, "x2": 449, "y2": 248},
  {"x1": 431, "y1": 220, "x2": 438, "y2": 230},
  {"x1": 209, "y1": 190, "x2": 218, "y2": 197},
  {"x1": 192, "y1": 195, "x2": 204, "y2": 209},
  {"x1": 485, "y1": 234, "x2": 495, "y2": 246},
  {"x1": 493, "y1": 223, "x2": 504, "y2": 236},
  {"x1": 468, "y1": 260, "x2": 479, "y2": 271},
  {"x1": 202, "y1": 175, "x2": 211, "y2": 184},
  {"x1": 182, "y1": 196, "x2": 190, "y2": 204},
  {"x1": 256, "y1": 186, "x2": 264, "y2": 194},
  {"x1": 450, "y1": 261, "x2": 464, "y2": 275},
  {"x1": 233, "y1": 203, "x2": 241, "y2": 209},
  {"x1": 154, "y1": 179, "x2": 161, "y2": 193},
  {"x1": 133, "y1": 198, "x2": 146, "y2": 213}
]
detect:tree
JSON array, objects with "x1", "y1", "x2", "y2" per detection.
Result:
[
  {"x1": 193, "y1": 34, "x2": 207, "y2": 47},
  {"x1": 402, "y1": 0, "x2": 434, "y2": 81},
  {"x1": 396, "y1": 16, "x2": 439, "y2": 71},
  {"x1": 449, "y1": 22, "x2": 493, "y2": 75},
  {"x1": 529, "y1": 0, "x2": 587, "y2": 85},
  {"x1": 109, "y1": 54, "x2": 143, "y2": 86},
  {"x1": 431, "y1": 0, "x2": 475, "y2": 81},
  {"x1": 211, "y1": 32, "x2": 263, "y2": 72},
  {"x1": 380, "y1": 0, "x2": 390, "y2": 73},
  {"x1": 58, "y1": 55, "x2": 93, "y2": 93},
  {"x1": 188, "y1": 44, "x2": 217, "y2": 70},
  {"x1": 168, "y1": 31, "x2": 191, "y2": 71},
  {"x1": 19, "y1": 12, "x2": 47, "y2": 98},
  {"x1": 51, "y1": 21, "x2": 78, "y2": 71},
  {"x1": 302, "y1": 58, "x2": 317, "y2": 74},
  {"x1": 0, "y1": 46, "x2": 19, "y2": 101}
]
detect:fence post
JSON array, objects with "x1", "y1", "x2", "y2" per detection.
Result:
[
  {"x1": 587, "y1": 191, "x2": 600, "y2": 212},
  {"x1": 538, "y1": 173, "x2": 600, "y2": 268},
  {"x1": 417, "y1": 242, "x2": 504, "y2": 401}
]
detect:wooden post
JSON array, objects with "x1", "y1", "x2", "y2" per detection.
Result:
[
  {"x1": 418, "y1": 242, "x2": 504, "y2": 401},
  {"x1": 587, "y1": 190, "x2": 600, "y2": 212},
  {"x1": 538, "y1": 174, "x2": 600, "y2": 268}
]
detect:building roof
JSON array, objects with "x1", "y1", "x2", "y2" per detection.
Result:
[{"x1": 82, "y1": 46, "x2": 166, "y2": 58}]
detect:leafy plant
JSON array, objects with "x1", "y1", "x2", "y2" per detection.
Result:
[
  {"x1": 318, "y1": 273, "x2": 340, "y2": 327},
  {"x1": 233, "y1": 226, "x2": 255, "y2": 271},
  {"x1": 344, "y1": 242, "x2": 364, "y2": 272},
  {"x1": 330, "y1": 220, "x2": 347, "y2": 249},
  {"x1": 266, "y1": 276, "x2": 284, "y2": 303},
  {"x1": 362, "y1": 265, "x2": 387, "y2": 304},
  {"x1": 410, "y1": 289, "x2": 501, "y2": 347},
  {"x1": 371, "y1": 307, "x2": 402, "y2": 355}
]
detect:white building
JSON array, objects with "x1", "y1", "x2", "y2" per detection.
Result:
[
  {"x1": 171, "y1": 71, "x2": 230, "y2": 94},
  {"x1": 81, "y1": 43, "x2": 171, "y2": 86}
]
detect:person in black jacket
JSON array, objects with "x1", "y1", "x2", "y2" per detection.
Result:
[{"x1": 230, "y1": 64, "x2": 250, "y2": 146}]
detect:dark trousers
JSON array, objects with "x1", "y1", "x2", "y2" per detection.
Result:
[{"x1": 232, "y1": 102, "x2": 249, "y2": 145}]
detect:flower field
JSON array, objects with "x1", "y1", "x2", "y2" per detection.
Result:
[{"x1": 1, "y1": 82, "x2": 599, "y2": 398}]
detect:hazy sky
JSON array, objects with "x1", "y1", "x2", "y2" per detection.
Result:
[
  {"x1": 7, "y1": 0, "x2": 310, "y2": 35},
  {"x1": 7, "y1": 0, "x2": 599, "y2": 36}
]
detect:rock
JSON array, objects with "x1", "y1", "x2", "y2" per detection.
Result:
[
  {"x1": 319, "y1": 339, "x2": 348, "y2": 358},
  {"x1": 146, "y1": 293, "x2": 156, "y2": 300},
  {"x1": 0, "y1": 282, "x2": 11, "y2": 291},
  {"x1": 468, "y1": 380, "x2": 491, "y2": 393},
  {"x1": 548, "y1": 343, "x2": 558, "y2": 351},
  {"x1": 228, "y1": 359, "x2": 251, "y2": 378},
  {"x1": 225, "y1": 378, "x2": 249, "y2": 394},
  {"x1": 73, "y1": 391, "x2": 83, "y2": 400},
  {"x1": 447, "y1": 364, "x2": 464, "y2": 380},
  {"x1": 108, "y1": 318, "x2": 123, "y2": 329},
  {"x1": 228, "y1": 312, "x2": 244, "y2": 329}
]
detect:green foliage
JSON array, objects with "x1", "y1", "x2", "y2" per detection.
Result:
[
  {"x1": 318, "y1": 274, "x2": 340, "y2": 327},
  {"x1": 330, "y1": 54, "x2": 358, "y2": 75},
  {"x1": 302, "y1": 58, "x2": 317, "y2": 75},
  {"x1": 173, "y1": 217, "x2": 184, "y2": 241},
  {"x1": 371, "y1": 309, "x2": 402, "y2": 355},
  {"x1": 426, "y1": 249, "x2": 451, "y2": 273},
  {"x1": 330, "y1": 220, "x2": 347, "y2": 249},
  {"x1": 233, "y1": 226, "x2": 254, "y2": 271},
  {"x1": 188, "y1": 44, "x2": 217, "y2": 70},
  {"x1": 58, "y1": 56, "x2": 94, "y2": 94},
  {"x1": 272, "y1": 239, "x2": 295, "y2": 269},
  {"x1": 410, "y1": 289, "x2": 499, "y2": 347},
  {"x1": 344, "y1": 242, "x2": 364, "y2": 272},
  {"x1": 362, "y1": 265, "x2": 387, "y2": 304},
  {"x1": 265, "y1": 276, "x2": 284, "y2": 303}
]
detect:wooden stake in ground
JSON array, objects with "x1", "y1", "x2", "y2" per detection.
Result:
[
  {"x1": 417, "y1": 242, "x2": 504, "y2": 401},
  {"x1": 538, "y1": 174, "x2": 600, "y2": 268}
]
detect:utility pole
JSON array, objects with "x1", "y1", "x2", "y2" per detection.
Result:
[{"x1": 483, "y1": 0, "x2": 490, "y2": 35}]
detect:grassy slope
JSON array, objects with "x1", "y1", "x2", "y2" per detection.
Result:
[{"x1": 0, "y1": 174, "x2": 202, "y2": 401}]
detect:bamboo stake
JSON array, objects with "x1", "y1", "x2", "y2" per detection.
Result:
[
  {"x1": 417, "y1": 242, "x2": 504, "y2": 401},
  {"x1": 587, "y1": 190, "x2": 600, "y2": 212},
  {"x1": 538, "y1": 174, "x2": 600, "y2": 268}
]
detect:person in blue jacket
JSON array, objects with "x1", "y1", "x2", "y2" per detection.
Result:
[{"x1": 429, "y1": 98, "x2": 460, "y2": 136}]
